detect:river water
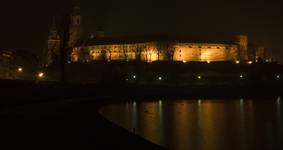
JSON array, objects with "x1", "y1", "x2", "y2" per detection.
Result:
[{"x1": 100, "y1": 98, "x2": 283, "y2": 150}]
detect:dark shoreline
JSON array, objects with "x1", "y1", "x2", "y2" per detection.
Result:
[
  {"x1": 1, "y1": 79, "x2": 282, "y2": 107},
  {"x1": 0, "y1": 80, "x2": 282, "y2": 149}
]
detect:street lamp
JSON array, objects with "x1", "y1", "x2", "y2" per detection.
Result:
[
  {"x1": 133, "y1": 75, "x2": 137, "y2": 79},
  {"x1": 17, "y1": 67, "x2": 23, "y2": 72},
  {"x1": 38, "y1": 72, "x2": 45, "y2": 78}
]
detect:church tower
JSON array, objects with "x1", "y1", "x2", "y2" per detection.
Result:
[
  {"x1": 47, "y1": 18, "x2": 61, "y2": 65},
  {"x1": 68, "y1": 1, "x2": 82, "y2": 48}
]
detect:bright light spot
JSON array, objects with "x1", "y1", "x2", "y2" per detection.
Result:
[
  {"x1": 159, "y1": 100, "x2": 162, "y2": 105},
  {"x1": 247, "y1": 61, "x2": 253, "y2": 64},
  {"x1": 240, "y1": 74, "x2": 244, "y2": 79},
  {"x1": 198, "y1": 75, "x2": 202, "y2": 80},
  {"x1": 38, "y1": 72, "x2": 44, "y2": 78},
  {"x1": 276, "y1": 75, "x2": 280, "y2": 79},
  {"x1": 133, "y1": 75, "x2": 137, "y2": 79},
  {"x1": 183, "y1": 60, "x2": 187, "y2": 63},
  {"x1": 158, "y1": 76, "x2": 162, "y2": 81},
  {"x1": 207, "y1": 60, "x2": 211, "y2": 64},
  {"x1": 198, "y1": 99, "x2": 202, "y2": 105},
  {"x1": 235, "y1": 60, "x2": 240, "y2": 64},
  {"x1": 125, "y1": 78, "x2": 129, "y2": 81},
  {"x1": 277, "y1": 97, "x2": 281, "y2": 104},
  {"x1": 17, "y1": 67, "x2": 23, "y2": 72}
]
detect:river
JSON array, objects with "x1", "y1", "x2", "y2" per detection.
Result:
[{"x1": 100, "y1": 97, "x2": 283, "y2": 150}]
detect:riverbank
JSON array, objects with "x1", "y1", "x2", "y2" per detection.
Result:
[
  {"x1": 0, "y1": 96, "x2": 165, "y2": 149},
  {"x1": 1, "y1": 79, "x2": 282, "y2": 108},
  {"x1": 0, "y1": 80, "x2": 282, "y2": 149}
]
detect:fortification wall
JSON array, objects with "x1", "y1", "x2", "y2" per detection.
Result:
[
  {"x1": 173, "y1": 43, "x2": 238, "y2": 62},
  {"x1": 71, "y1": 42, "x2": 238, "y2": 62}
]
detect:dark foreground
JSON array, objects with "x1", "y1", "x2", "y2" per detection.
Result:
[
  {"x1": 0, "y1": 98, "x2": 164, "y2": 150},
  {"x1": 0, "y1": 80, "x2": 283, "y2": 149}
]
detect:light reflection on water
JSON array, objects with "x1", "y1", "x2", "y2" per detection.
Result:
[{"x1": 100, "y1": 98, "x2": 283, "y2": 150}]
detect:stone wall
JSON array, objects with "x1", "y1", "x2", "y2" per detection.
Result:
[{"x1": 71, "y1": 42, "x2": 239, "y2": 63}]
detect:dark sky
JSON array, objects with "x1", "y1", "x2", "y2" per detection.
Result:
[{"x1": 0, "y1": 0, "x2": 282, "y2": 60}]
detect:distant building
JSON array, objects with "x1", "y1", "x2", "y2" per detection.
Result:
[
  {"x1": 46, "y1": 18, "x2": 61, "y2": 66},
  {"x1": 0, "y1": 50, "x2": 38, "y2": 80},
  {"x1": 0, "y1": 50, "x2": 14, "y2": 79},
  {"x1": 46, "y1": 2, "x2": 272, "y2": 65}
]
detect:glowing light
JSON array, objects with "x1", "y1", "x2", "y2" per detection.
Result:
[
  {"x1": 240, "y1": 74, "x2": 244, "y2": 79},
  {"x1": 235, "y1": 60, "x2": 240, "y2": 64},
  {"x1": 159, "y1": 100, "x2": 162, "y2": 105},
  {"x1": 277, "y1": 97, "x2": 281, "y2": 104},
  {"x1": 183, "y1": 60, "x2": 187, "y2": 63},
  {"x1": 158, "y1": 76, "x2": 163, "y2": 81},
  {"x1": 38, "y1": 72, "x2": 44, "y2": 78},
  {"x1": 247, "y1": 61, "x2": 253, "y2": 64},
  {"x1": 133, "y1": 75, "x2": 137, "y2": 79},
  {"x1": 198, "y1": 75, "x2": 202, "y2": 80},
  {"x1": 276, "y1": 75, "x2": 280, "y2": 79},
  {"x1": 198, "y1": 99, "x2": 202, "y2": 105},
  {"x1": 206, "y1": 60, "x2": 211, "y2": 64},
  {"x1": 17, "y1": 67, "x2": 23, "y2": 72}
]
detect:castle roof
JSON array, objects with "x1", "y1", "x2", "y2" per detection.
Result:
[{"x1": 76, "y1": 35, "x2": 236, "y2": 47}]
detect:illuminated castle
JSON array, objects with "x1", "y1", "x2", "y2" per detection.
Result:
[{"x1": 46, "y1": 3, "x2": 269, "y2": 65}]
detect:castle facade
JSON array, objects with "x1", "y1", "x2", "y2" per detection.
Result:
[{"x1": 46, "y1": 3, "x2": 265, "y2": 65}]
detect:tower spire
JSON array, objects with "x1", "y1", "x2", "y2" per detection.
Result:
[
  {"x1": 68, "y1": 0, "x2": 82, "y2": 48},
  {"x1": 46, "y1": 17, "x2": 61, "y2": 66},
  {"x1": 51, "y1": 16, "x2": 57, "y2": 31},
  {"x1": 72, "y1": 0, "x2": 80, "y2": 15}
]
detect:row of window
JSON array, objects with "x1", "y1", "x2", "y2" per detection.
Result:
[
  {"x1": 186, "y1": 46, "x2": 236, "y2": 50},
  {"x1": 90, "y1": 47, "x2": 237, "y2": 54}
]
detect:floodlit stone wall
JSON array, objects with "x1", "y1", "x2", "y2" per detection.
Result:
[{"x1": 71, "y1": 42, "x2": 239, "y2": 62}]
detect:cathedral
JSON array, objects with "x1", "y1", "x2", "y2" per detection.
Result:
[{"x1": 46, "y1": 3, "x2": 268, "y2": 66}]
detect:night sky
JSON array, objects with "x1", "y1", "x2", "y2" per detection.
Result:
[{"x1": 0, "y1": 0, "x2": 282, "y2": 60}]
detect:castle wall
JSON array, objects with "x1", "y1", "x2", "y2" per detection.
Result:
[
  {"x1": 71, "y1": 42, "x2": 238, "y2": 63},
  {"x1": 173, "y1": 43, "x2": 238, "y2": 62}
]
